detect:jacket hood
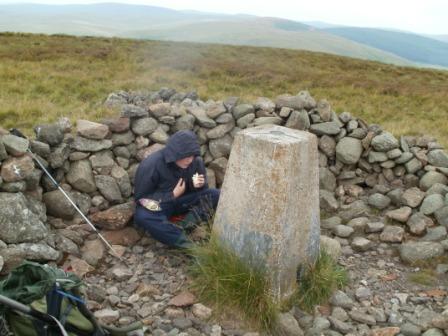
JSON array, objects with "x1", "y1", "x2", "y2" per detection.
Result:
[{"x1": 163, "y1": 130, "x2": 200, "y2": 163}]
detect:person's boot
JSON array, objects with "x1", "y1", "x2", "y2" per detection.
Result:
[
  {"x1": 174, "y1": 232, "x2": 194, "y2": 249},
  {"x1": 178, "y1": 212, "x2": 198, "y2": 232}
]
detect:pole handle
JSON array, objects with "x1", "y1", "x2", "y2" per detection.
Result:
[{"x1": 9, "y1": 128, "x2": 27, "y2": 139}]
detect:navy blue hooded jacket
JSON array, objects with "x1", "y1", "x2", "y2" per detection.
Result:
[{"x1": 133, "y1": 130, "x2": 207, "y2": 202}]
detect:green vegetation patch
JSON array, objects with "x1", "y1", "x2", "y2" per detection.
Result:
[
  {"x1": 294, "y1": 250, "x2": 348, "y2": 312},
  {"x1": 188, "y1": 235, "x2": 279, "y2": 331},
  {"x1": 408, "y1": 269, "x2": 437, "y2": 286},
  {"x1": 189, "y1": 235, "x2": 348, "y2": 331}
]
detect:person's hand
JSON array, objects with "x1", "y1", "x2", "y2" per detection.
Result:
[
  {"x1": 173, "y1": 178, "x2": 186, "y2": 198},
  {"x1": 192, "y1": 173, "x2": 205, "y2": 188}
]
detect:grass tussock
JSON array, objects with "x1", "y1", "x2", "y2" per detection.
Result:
[
  {"x1": 408, "y1": 269, "x2": 437, "y2": 286},
  {"x1": 294, "y1": 250, "x2": 348, "y2": 312},
  {"x1": 188, "y1": 233, "x2": 348, "y2": 332},
  {"x1": 188, "y1": 235, "x2": 279, "y2": 332},
  {"x1": 406, "y1": 255, "x2": 448, "y2": 286},
  {"x1": 1, "y1": 33, "x2": 448, "y2": 145}
]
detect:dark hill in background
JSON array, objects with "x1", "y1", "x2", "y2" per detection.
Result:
[
  {"x1": 431, "y1": 34, "x2": 448, "y2": 43},
  {"x1": 325, "y1": 27, "x2": 448, "y2": 68},
  {"x1": 1, "y1": 3, "x2": 447, "y2": 68}
]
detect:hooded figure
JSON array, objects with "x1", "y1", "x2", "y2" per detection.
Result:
[{"x1": 134, "y1": 130, "x2": 220, "y2": 248}]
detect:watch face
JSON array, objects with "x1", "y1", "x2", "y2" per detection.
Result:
[{"x1": 140, "y1": 198, "x2": 162, "y2": 211}]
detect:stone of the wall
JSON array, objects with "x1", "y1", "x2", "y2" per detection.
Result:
[{"x1": 0, "y1": 192, "x2": 48, "y2": 243}]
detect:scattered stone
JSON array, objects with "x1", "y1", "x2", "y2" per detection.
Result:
[
  {"x1": 102, "y1": 227, "x2": 141, "y2": 246},
  {"x1": 419, "y1": 171, "x2": 448, "y2": 191},
  {"x1": 94, "y1": 309, "x2": 120, "y2": 324},
  {"x1": 434, "y1": 206, "x2": 448, "y2": 226},
  {"x1": 168, "y1": 292, "x2": 196, "y2": 307},
  {"x1": 336, "y1": 137, "x2": 363, "y2": 164},
  {"x1": 0, "y1": 193, "x2": 49, "y2": 244},
  {"x1": 380, "y1": 226, "x2": 405, "y2": 243},
  {"x1": 368, "y1": 193, "x2": 391, "y2": 209},
  {"x1": 310, "y1": 122, "x2": 341, "y2": 136},
  {"x1": 320, "y1": 235, "x2": 342, "y2": 259},
  {"x1": 422, "y1": 226, "x2": 447, "y2": 242},
  {"x1": 385, "y1": 207, "x2": 412, "y2": 223},
  {"x1": 192, "y1": 303, "x2": 212, "y2": 320},
  {"x1": 399, "y1": 242, "x2": 444, "y2": 264},
  {"x1": 34, "y1": 124, "x2": 65, "y2": 146},
  {"x1": 348, "y1": 217, "x2": 369, "y2": 232},
  {"x1": 328, "y1": 316, "x2": 354, "y2": 334},
  {"x1": 351, "y1": 237, "x2": 374, "y2": 251},
  {"x1": 407, "y1": 212, "x2": 432, "y2": 235},
  {"x1": 81, "y1": 239, "x2": 105, "y2": 266},
  {"x1": 421, "y1": 329, "x2": 444, "y2": 336},
  {"x1": 77, "y1": 119, "x2": 109, "y2": 140},
  {"x1": 173, "y1": 318, "x2": 193, "y2": 330},
  {"x1": 111, "y1": 265, "x2": 133, "y2": 280},
  {"x1": 89, "y1": 202, "x2": 134, "y2": 230},
  {"x1": 371, "y1": 132, "x2": 399, "y2": 152},
  {"x1": 339, "y1": 200, "x2": 370, "y2": 222},
  {"x1": 320, "y1": 189, "x2": 339, "y2": 212},
  {"x1": 369, "y1": 327, "x2": 400, "y2": 336},
  {"x1": 420, "y1": 194, "x2": 445, "y2": 215},
  {"x1": 71, "y1": 137, "x2": 112, "y2": 152},
  {"x1": 66, "y1": 257, "x2": 94, "y2": 277},
  {"x1": 330, "y1": 290, "x2": 355, "y2": 309},
  {"x1": 333, "y1": 225, "x2": 354, "y2": 238},
  {"x1": 95, "y1": 175, "x2": 123, "y2": 203},
  {"x1": 399, "y1": 323, "x2": 421, "y2": 336},
  {"x1": 277, "y1": 313, "x2": 304, "y2": 336},
  {"x1": 348, "y1": 310, "x2": 376, "y2": 325},
  {"x1": 365, "y1": 221, "x2": 384, "y2": 233},
  {"x1": 355, "y1": 286, "x2": 372, "y2": 301},
  {"x1": 427, "y1": 149, "x2": 448, "y2": 168},
  {"x1": 401, "y1": 187, "x2": 425, "y2": 207},
  {"x1": 285, "y1": 110, "x2": 310, "y2": 130},
  {"x1": 121, "y1": 104, "x2": 148, "y2": 118},
  {"x1": 405, "y1": 158, "x2": 423, "y2": 174}
]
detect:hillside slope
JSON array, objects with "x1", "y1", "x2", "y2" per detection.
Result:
[
  {"x1": 0, "y1": 33, "x2": 447, "y2": 145},
  {"x1": 127, "y1": 18, "x2": 413, "y2": 66}
]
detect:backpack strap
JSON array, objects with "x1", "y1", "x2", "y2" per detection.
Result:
[
  {"x1": 46, "y1": 284, "x2": 62, "y2": 320},
  {"x1": 31, "y1": 317, "x2": 49, "y2": 336},
  {"x1": 74, "y1": 300, "x2": 108, "y2": 336}
]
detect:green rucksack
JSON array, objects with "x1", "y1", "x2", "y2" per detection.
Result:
[{"x1": 0, "y1": 261, "x2": 142, "y2": 336}]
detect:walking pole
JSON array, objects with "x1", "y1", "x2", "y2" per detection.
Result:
[{"x1": 9, "y1": 129, "x2": 125, "y2": 263}]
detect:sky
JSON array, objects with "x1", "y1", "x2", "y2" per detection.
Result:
[{"x1": 0, "y1": 0, "x2": 447, "y2": 35}]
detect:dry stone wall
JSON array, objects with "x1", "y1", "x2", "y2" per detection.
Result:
[{"x1": 1, "y1": 87, "x2": 448, "y2": 273}]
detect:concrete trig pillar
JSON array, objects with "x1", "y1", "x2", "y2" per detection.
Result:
[{"x1": 213, "y1": 125, "x2": 320, "y2": 301}]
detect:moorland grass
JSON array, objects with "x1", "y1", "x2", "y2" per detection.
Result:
[
  {"x1": 188, "y1": 235, "x2": 279, "y2": 331},
  {"x1": 188, "y1": 235, "x2": 347, "y2": 332},
  {"x1": 294, "y1": 250, "x2": 348, "y2": 312},
  {"x1": 408, "y1": 269, "x2": 437, "y2": 286},
  {"x1": 1, "y1": 32, "x2": 448, "y2": 145}
]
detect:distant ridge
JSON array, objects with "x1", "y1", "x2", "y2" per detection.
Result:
[{"x1": 325, "y1": 27, "x2": 448, "y2": 67}]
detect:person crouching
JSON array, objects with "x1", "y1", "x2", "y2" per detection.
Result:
[{"x1": 133, "y1": 130, "x2": 220, "y2": 248}]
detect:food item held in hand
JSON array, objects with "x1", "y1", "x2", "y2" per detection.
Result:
[{"x1": 192, "y1": 172, "x2": 200, "y2": 185}]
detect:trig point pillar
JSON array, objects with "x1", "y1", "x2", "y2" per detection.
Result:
[{"x1": 213, "y1": 125, "x2": 320, "y2": 301}]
